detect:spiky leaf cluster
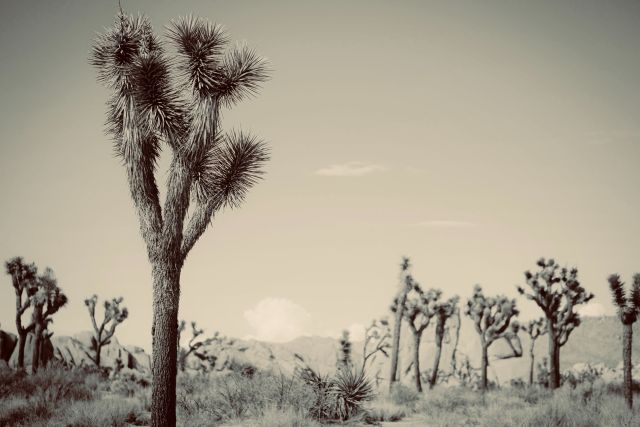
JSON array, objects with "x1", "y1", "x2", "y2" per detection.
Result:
[
  {"x1": 465, "y1": 284, "x2": 519, "y2": 345},
  {"x1": 90, "y1": 12, "x2": 270, "y2": 261},
  {"x1": 524, "y1": 317, "x2": 547, "y2": 340},
  {"x1": 608, "y1": 274, "x2": 640, "y2": 325},
  {"x1": 392, "y1": 281, "x2": 442, "y2": 335},
  {"x1": 517, "y1": 258, "x2": 593, "y2": 346}
]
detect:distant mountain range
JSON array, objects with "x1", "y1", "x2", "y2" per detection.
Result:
[{"x1": 2, "y1": 316, "x2": 637, "y2": 386}]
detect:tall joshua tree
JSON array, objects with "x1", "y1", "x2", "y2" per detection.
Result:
[
  {"x1": 85, "y1": 295, "x2": 129, "y2": 367},
  {"x1": 389, "y1": 257, "x2": 413, "y2": 391},
  {"x1": 429, "y1": 296, "x2": 459, "y2": 388},
  {"x1": 523, "y1": 317, "x2": 546, "y2": 386},
  {"x1": 337, "y1": 330, "x2": 353, "y2": 372},
  {"x1": 465, "y1": 285, "x2": 521, "y2": 391},
  {"x1": 91, "y1": 11, "x2": 269, "y2": 425},
  {"x1": 392, "y1": 282, "x2": 441, "y2": 392},
  {"x1": 30, "y1": 268, "x2": 67, "y2": 372},
  {"x1": 517, "y1": 258, "x2": 594, "y2": 389},
  {"x1": 608, "y1": 274, "x2": 640, "y2": 409},
  {"x1": 5, "y1": 257, "x2": 37, "y2": 370}
]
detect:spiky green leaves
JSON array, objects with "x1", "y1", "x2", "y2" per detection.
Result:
[
  {"x1": 168, "y1": 17, "x2": 268, "y2": 105},
  {"x1": 191, "y1": 130, "x2": 269, "y2": 209},
  {"x1": 608, "y1": 274, "x2": 640, "y2": 325}
]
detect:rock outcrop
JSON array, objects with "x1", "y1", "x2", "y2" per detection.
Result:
[{"x1": 0, "y1": 330, "x2": 17, "y2": 362}]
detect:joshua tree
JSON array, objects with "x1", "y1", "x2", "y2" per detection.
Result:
[
  {"x1": 5, "y1": 257, "x2": 37, "y2": 370},
  {"x1": 608, "y1": 274, "x2": 640, "y2": 409},
  {"x1": 337, "y1": 330, "x2": 353, "y2": 372},
  {"x1": 84, "y1": 295, "x2": 129, "y2": 367},
  {"x1": 517, "y1": 258, "x2": 594, "y2": 389},
  {"x1": 177, "y1": 320, "x2": 228, "y2": 372},
  {"x1": 465, "y1": 285, "x2": 520, "y2": 391},
  {"x1": 90, "y1": 11, "x2": 269, "y2": 425},
  {"x1": 392, "y1": 282, "x2": 441, "y2": 392},
  {"x1": 30, "y1": 268, "x2": 67, "y2": 372},
  {"x1": 389, "y1": 257, "x2": 413, "y2": 390},
  {"x1": 523, "y1": 317, "x2": 546, "y2": 386},
  {"x1": 361, "y1": 317, "x2": 391, "y2": 372},
  {"x1": 429, "y1": 296, "x2": 459, "y2": 388},
  {"x1": 449, "y1": 303, "x2": 461, "y2": 374}
]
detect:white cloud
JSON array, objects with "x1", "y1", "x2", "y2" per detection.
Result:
[
  {"x1": 413, "y1": 220, "x2": 476, "y2": 228},
  {"x1": 315, "y1": 161, "x2": 386, "y2": 177},
  {"x1": 578, "y1": 302, "x2": 609, "y2": 317},
  {"x1": 244, "y1": 298, "x2": 311, "y2": 342}
]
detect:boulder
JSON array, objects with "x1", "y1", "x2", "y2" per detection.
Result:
[{"x1": 0, "y1": 330, "x2": 17, "y2": 361}]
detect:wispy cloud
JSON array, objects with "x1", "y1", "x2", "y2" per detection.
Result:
[
  {"x1": 315, "y1": 161, "x2": 387, "y2": 177},
  {"x1": 413, "y1": 220, "x2": 477, "y2": 228}
]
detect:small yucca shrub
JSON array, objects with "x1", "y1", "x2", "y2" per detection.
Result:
[{"x1": 333, "y1": 368, "x2": 374, "y2": 421}]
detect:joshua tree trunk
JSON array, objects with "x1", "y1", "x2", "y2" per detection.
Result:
[
  {"x1": 150, "y1": 266, "x2": 181, "y2": 427},
  {"x1": 430, "y1": 320, "x2": 445, "y2": 388},
  {"x1": 480, "y1": 342, "x2": 489, "y2": 391},
  {"x1": 548, "y1": 321, "x2": 560, "y2": 389},
  {"x1": 412, "y1": 331, "x2": 422, "y2": 392},
  {"x1": 389, "y1": 291, "x2": 408, "y2": 390},
  {"x1": 16, "y1": 331, "x2": 27, "y2": 370},
  {"x1": 31, "y1": 307, "x2": 43, "y2": 373},
  {"x1": 529, "y1": 342, "x2": 535, "y2": 386},
  {"x1": 95, "y1": 341, "x2": 102, "y2": 367},
  {"x1": 623, "y1": 323, "x2": 633, "y2": 409}
]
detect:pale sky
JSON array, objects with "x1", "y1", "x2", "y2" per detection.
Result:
[{"x1": 1, "y1": 0, "x2": 639, "y2": 351}]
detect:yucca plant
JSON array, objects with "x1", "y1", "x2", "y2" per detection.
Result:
[
  {"x1": 608, "y1": 273, "x2": 640, "y2": 409},
  {"x1": 333, "y1": 368, "x2": 374, "y2": 421},
  {"x1": 90, "y1": 10, "x2": 269, "y2": 426}
]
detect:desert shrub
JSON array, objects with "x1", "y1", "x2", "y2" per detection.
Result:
[
  {"x1": 0, "y1": 397, "x2": 50, "y2": 426},
  {"x1": 177, "y1": 370, "x2": 316, "y2": 426},
  {"x1": 110, "y1": 368, "x2": 151, "y2": 397},
  {"x1": 0, "y1": 369, "x2": 33, "y2": 399},
  {"x1": 49, "y1": 398, "x2": 146, "y2": 427},
  {"x1": 364, "y1": 397, "x2": 408, "y2": 423},
  {"x1": 29, "y1": 366, "x2": 94, "y2": 405},
  {"x1": 389, "y1": 382, "x2": 421, "y2": 406}
]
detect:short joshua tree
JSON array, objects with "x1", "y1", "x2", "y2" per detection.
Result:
[
  {"x1": 523, "y1": 317, "x2": 547, "y2": 386},
  {"x1": 465, "y1": 285, "x2": 521, "y2": 391},
  {"x1": 5, "y1": 257, "x2": 37, "y2": 370},
  {"x1": 84, "y1": 295, "x2": 129, "y2": 367},
  {"x1": 177, "y1": 320, "x2": 231, "y2": 372},
  {"x1": 392, "y1": 281, "x2": 441, "y2": 392},
  {"x1": 361, "y1": 317, "x2": 391, "y2": 372},
  {"x1": 429, "y1": 296, "x2": 459, "y2": 388},
  {"x1": 337, "y1": 330, "x2": 353, "y2": 372},
  {"x1": 608, "y1": 273, "x2": 640, "y2": 409},
  {"x1": 517, "y1": 258, "x2": 593, "y2": 389}
]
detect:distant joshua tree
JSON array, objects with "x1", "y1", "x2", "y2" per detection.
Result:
[
  {"x1": 517, "y1": 258, "x2": 594, "y2": 389},
  {"x1": 361, "y1": 317, "x2": 391, "y2": 372},
  {"x1": 5, "y1": 257, "x2": 37, "y2": 370},
  {"x1": 465, "y1": 285, "x2": 521, "y2": 391},
  {"x1": 389, "y1": 257, "x2": 413, "y2": 391},
  {"x1": 90, "y1": 10, "x2": 269, "y2": 425},
  {"x1": 392, "y1": 282, "x2": 441, "y2": 392},
  {"x1": 337, "y1": 330, "x2": 353, "y2": 372},
  {"x1": 608, "y1": 274, "x2": 640, "y2": 409},
  {"x1": 523, "y1": 317, "x2": 547, "y2": 386},
  {"x1": 84, "y1": 295, "x2": 129, "y2": 367},
  {"x1": 30, "y1": 268, "x2": 67, "y2": 372},
  {"x1": 178, "y1": 320, "x2": 228, "y2": 372},
  {"x1": 429, "y1": 296, "x2": 459, "y2": 388}
]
